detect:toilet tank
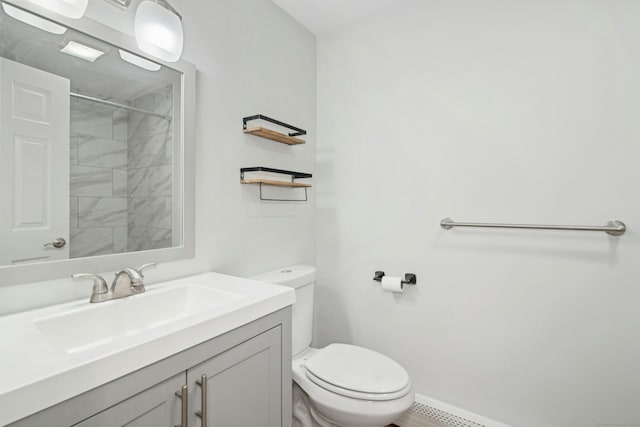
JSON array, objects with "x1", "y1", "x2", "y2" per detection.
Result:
[{"x1": 251, "y1": 265, "x2": 316, "y2": 357}]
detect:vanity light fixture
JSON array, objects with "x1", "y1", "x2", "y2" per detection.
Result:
[
  {"x1": 1, "y1": 3, "x2": 67, "y2": 34},
  {"x1": 134, "y1": 0, "x2": 184, "y2": 62},
  {"x1": 118, "y1": 49, "x2": 161, "y2": 71},
  {"x1": 27, "y1": 0, "x2": 88, "y2": 19},
  {"x1": 105, "y1": 0, "x2": 131, "y2": 8},
  {"x1": 60, "y1": 40, "x2": 105, "y2": 62}
]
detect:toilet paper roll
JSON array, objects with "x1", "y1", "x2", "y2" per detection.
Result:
[{"x1": 381, "y1": 276, "x2": 404, "y2": 293}]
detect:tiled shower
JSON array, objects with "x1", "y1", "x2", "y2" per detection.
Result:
[{"x1": 69, "y1": 86, "x2": 174, "y2": 258}]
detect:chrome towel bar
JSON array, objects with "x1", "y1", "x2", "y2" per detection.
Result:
[{"x1": 440, "y1": 218, "x2": 626, "y2": 236}]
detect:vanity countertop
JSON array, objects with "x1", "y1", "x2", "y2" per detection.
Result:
[{"x1": 0, "y1": 272, "x2": 294, "y2": 426}]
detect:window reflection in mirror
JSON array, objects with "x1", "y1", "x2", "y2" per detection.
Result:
[{"x1": 0, "y1": 3, "x2": 183, "y2": 266}]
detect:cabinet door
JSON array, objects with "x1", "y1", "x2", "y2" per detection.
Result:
[
  {"x1": 73, "y1": 374, "x2": 185, "y2": 427},
  {"x1": 188, "y1": 326, "x2": 282, "y2": 427}
]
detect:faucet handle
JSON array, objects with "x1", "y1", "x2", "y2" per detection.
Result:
[
  {"x1": 71, "y1": 273, "x2": 109, "y2": 303},
  {"x1": 136, "y1": 263, "x2": 157, "y2": 277}
]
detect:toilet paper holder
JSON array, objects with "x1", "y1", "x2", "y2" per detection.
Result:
[{"x1": 373, "y1": 271, "x2": 417, "y2": 285}]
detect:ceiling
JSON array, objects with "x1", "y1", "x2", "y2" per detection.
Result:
[{"x1": 272, "y1": 0, "x2": 406, "y2": 35}]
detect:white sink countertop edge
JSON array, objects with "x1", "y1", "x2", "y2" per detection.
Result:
[{"x1": 0, "y1": 272, "x2": 295, "y2": 426}]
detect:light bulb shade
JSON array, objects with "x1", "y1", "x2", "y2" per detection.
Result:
[
  {"x1": 134, "y1": 0, "x2": 183, "y2": 63},
  {"x1": 119, "y1": 49, "x2": 161, "y2": 71},
  {"x1": 2, "y1": 3, "x2": 67, "y2": 34},
  {"x1": 60, "y1": 40, "x2": 105, "y2": 62},
  {"x1": 28, "y1": 0, "x2": 88, "y2": 19}
]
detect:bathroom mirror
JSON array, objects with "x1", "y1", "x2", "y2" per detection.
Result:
[{"x1": 0, "y1": 0, "x2": 195, "y2": 285}]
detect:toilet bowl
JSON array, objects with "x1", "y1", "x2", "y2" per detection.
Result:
[
  {"x1": 251, "y1": 265, "x2": 414, "y2": 427},
  {"x1": 292, "y1": 346, "x2": 414, "y2": 427}
]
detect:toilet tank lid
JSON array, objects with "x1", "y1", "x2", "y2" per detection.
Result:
[{"x1": 250, "y1": 265, "x2": 316, "y2": 289}]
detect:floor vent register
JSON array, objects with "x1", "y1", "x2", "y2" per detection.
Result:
[{"x1": 394, "y1": 401, "x2": 486, "y2": 427}]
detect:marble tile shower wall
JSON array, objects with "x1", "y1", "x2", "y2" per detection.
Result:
[
  {"x1": 127, "y1": 86, "x2": 173, "y2": 252},
  {"x1": 69, "y1": 86, "x2": 173, "y2": 258},
  {"x1": 70, "y1": 98, "x2": 129, "y2": 258}
]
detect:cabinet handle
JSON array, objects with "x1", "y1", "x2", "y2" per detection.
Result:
[
  {"x1": 196, "y1": 374, "x2": 207, "y2": 427},
  {"x1": 175, "y1": 385, "x2": 188, "y2": 427}
]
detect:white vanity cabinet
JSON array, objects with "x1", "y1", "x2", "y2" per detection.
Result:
[{"x1": 8, "y1": 308, "x2": 292, "y2": 427}]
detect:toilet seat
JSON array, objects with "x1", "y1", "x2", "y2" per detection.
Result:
[
  {"x1": 305, "y1": 343, "x2": 411, "y2": 401},
  {"x1": 305, "y1": 369, "x2": 412, "y2": 401}
]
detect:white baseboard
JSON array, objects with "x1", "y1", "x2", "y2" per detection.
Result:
[{"x1": 394, "y1": 393, "x2": 512, "y2": 427}]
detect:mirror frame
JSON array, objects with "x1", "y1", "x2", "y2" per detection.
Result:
[{"x1": 0, "y1": 0, "x2": 196, "y2": 286}]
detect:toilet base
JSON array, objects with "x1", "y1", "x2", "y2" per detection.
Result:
[
  {"x1": 293, "y1": 382, "x2": 399, "y2": 427},
  {"x1": 309, "y1": 404, "x2": 383, "y2": 427},
  {"x1": 293, "y1": 382, "x2": 316, "y2": 427}
]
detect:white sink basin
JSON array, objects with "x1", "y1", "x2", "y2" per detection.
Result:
[{"x1": 34, "y1": 283, "x2": 243, "y2": 353}]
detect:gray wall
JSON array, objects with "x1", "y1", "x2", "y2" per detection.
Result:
[{"x1": 315, "y1": 1, "x2": 640, "y2": 426}]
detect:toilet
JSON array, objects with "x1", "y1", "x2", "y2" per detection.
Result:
[{"x1": 252, "y1": 265, "x2": 414, "y2": 427}]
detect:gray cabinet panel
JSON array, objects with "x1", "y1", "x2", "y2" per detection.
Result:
[
  {"x1": 73, "y1": 374, "x2": 184, "y2": 427},
  {"x1": 188, "y1": 326, "x2": 282, "y2": 427}
]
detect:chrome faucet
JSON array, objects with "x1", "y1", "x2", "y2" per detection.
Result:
[{"x1": 72, "y1": 263, "x2": 157, "y2": 303}]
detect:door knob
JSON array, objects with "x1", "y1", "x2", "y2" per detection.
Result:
[{"x1": 44, "y1": 238, "x2": 66, "y2": 248}]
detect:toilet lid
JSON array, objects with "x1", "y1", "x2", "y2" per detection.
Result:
[{"x1": 305, "y1": 344, "x2": 410, "y2": 399}]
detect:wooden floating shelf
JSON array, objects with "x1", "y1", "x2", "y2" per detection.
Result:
[
  {"x1": 240, "y1": 179, "x2": 311, "y2": 188},
  {"x1": 240, "y1": 167, "x2": 312, "y2": 201},
  {"x1": 242, "y1": 115, "x2": 307, "y2": 145},
  {"x1": 244, "y1": 127, "x2": 305, "y2": 145}
]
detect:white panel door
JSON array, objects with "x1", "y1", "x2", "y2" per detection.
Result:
[{"x1": 0, "y1": 57, "x2": 70, "y2": 265}]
